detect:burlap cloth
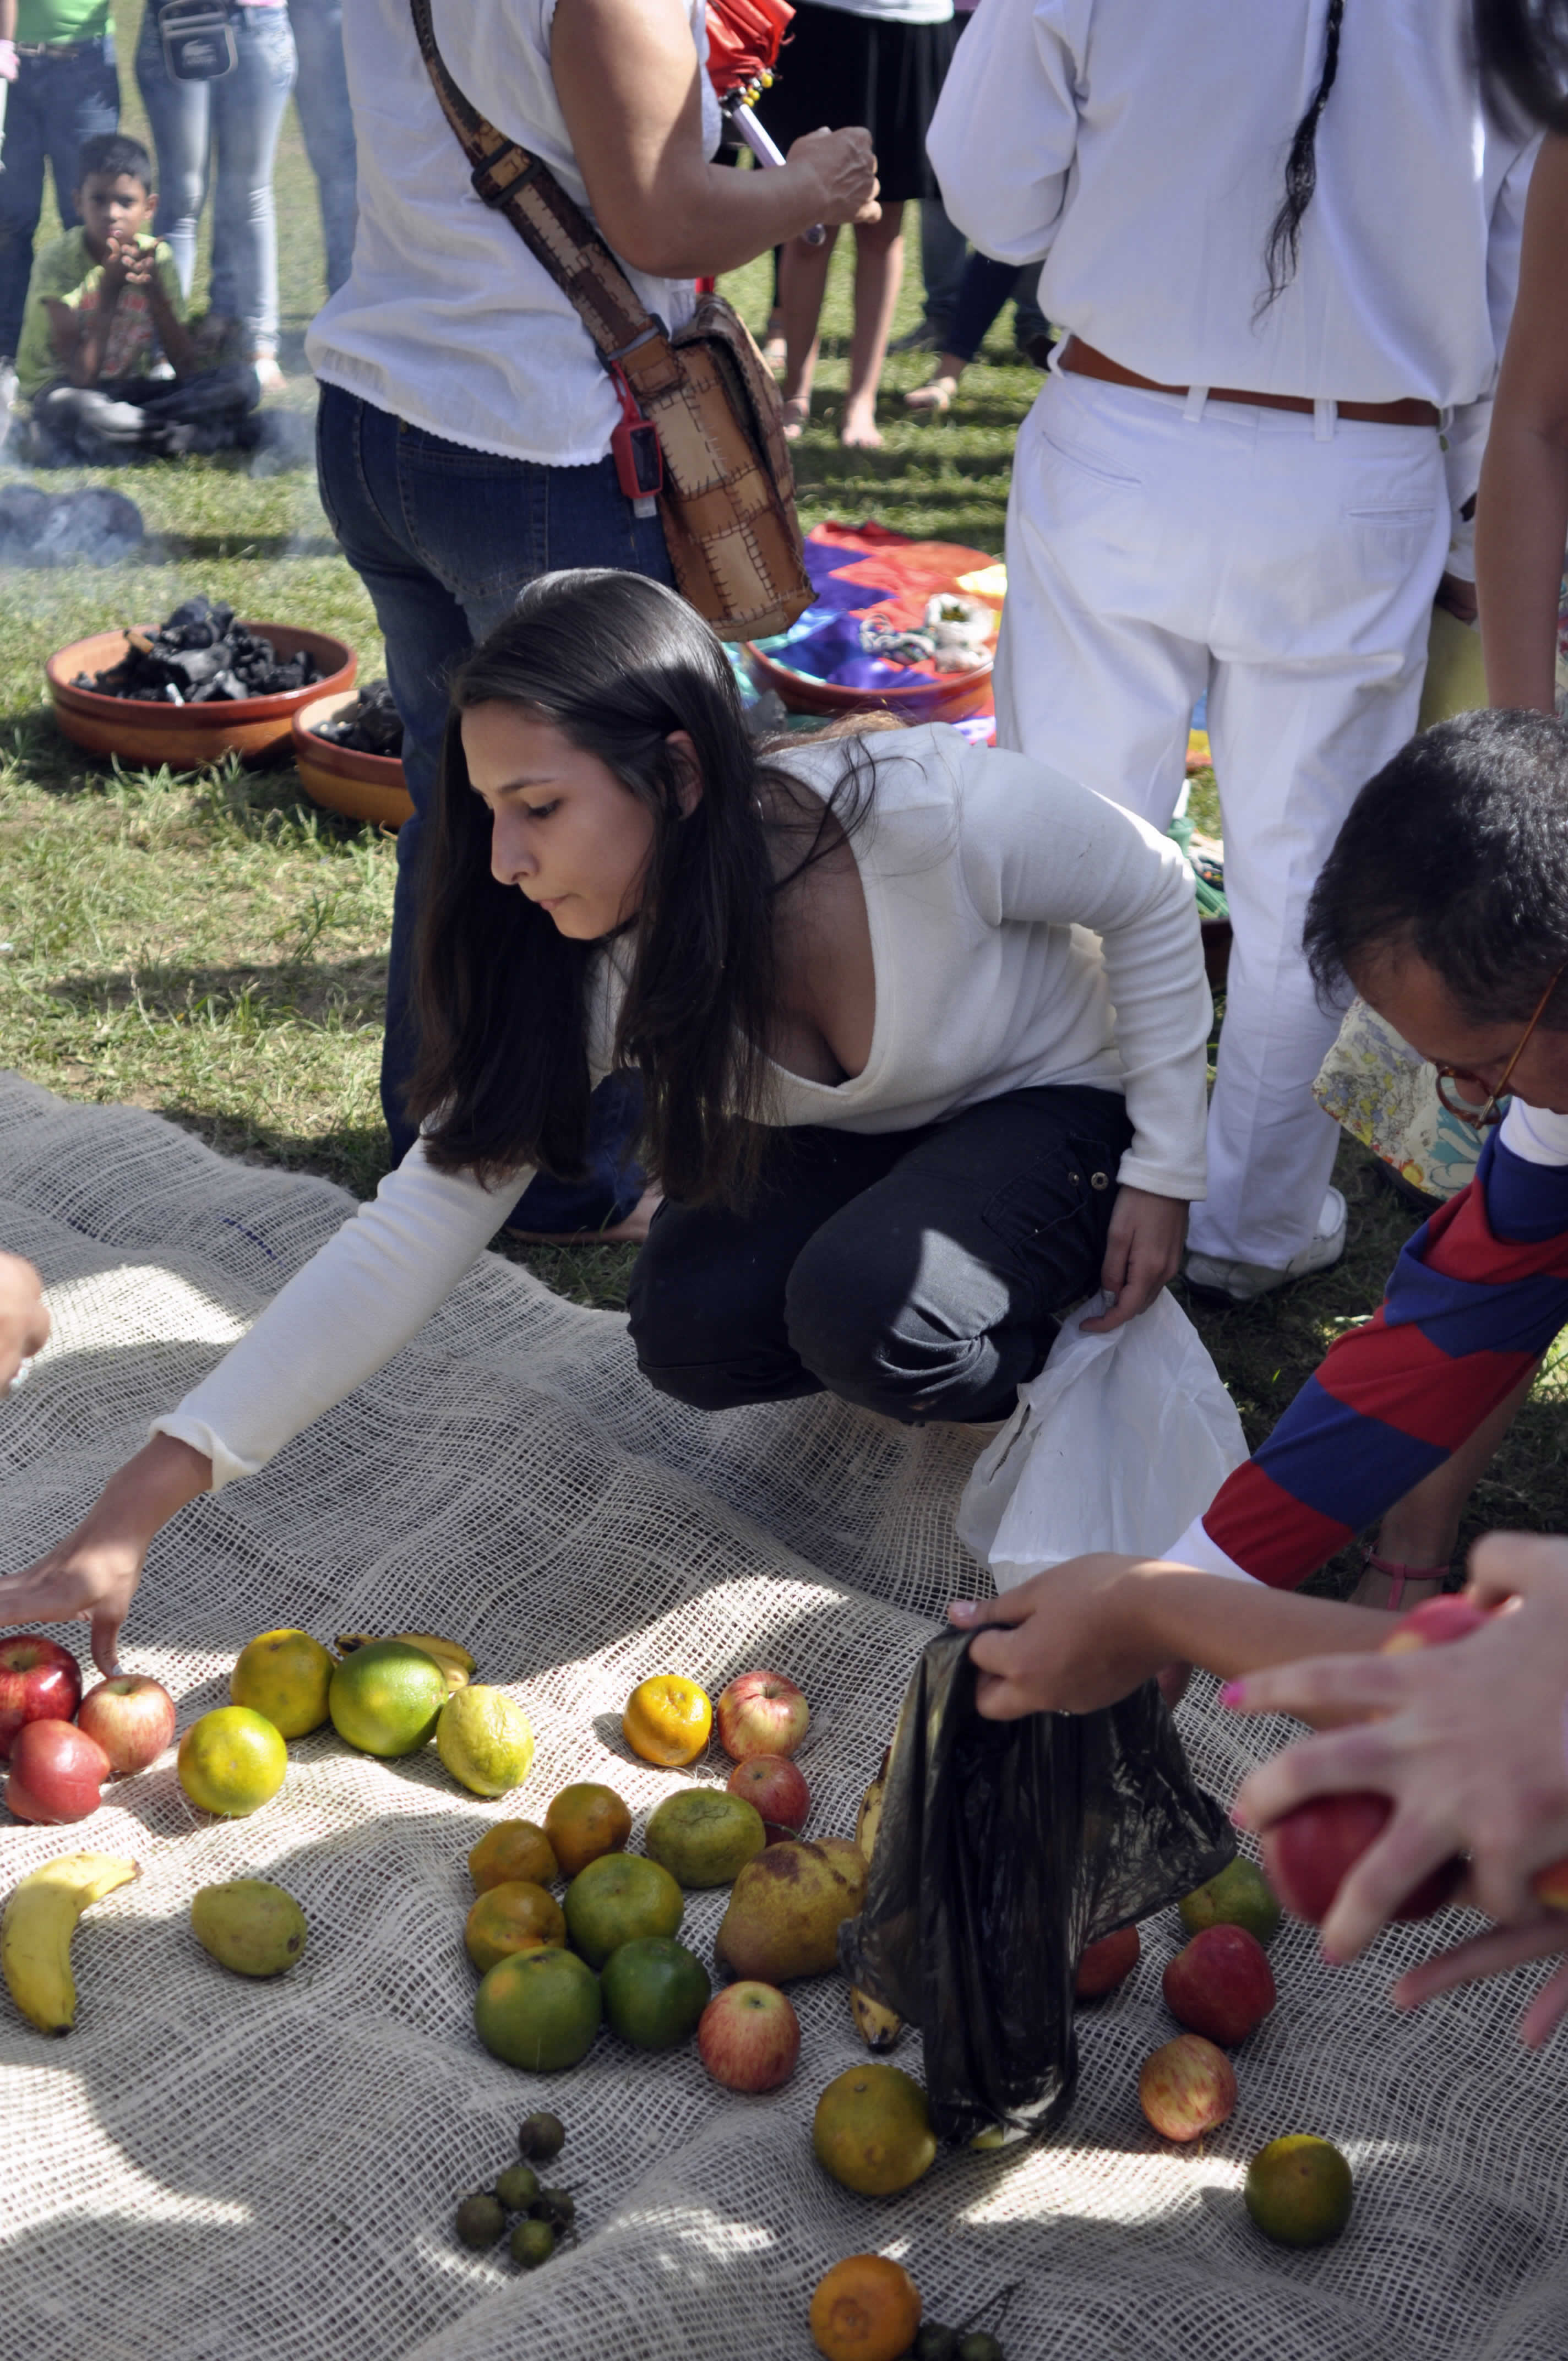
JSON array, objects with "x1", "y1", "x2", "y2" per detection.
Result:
[{"x1": 2, "y1": 1071, "x2": 1566, "y2": 2360}]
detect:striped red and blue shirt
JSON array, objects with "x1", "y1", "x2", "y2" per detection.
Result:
[{"x1": 1171, "y1": 1099, "x2": 1568, "y2": 1587}]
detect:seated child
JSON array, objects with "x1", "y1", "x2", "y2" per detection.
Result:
[{"x1": 12, "y1": 133, "x2": 259, "y2": 465}]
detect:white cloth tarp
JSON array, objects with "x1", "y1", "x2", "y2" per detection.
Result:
[{"x1": 2, "y1": 1073, "x2": 1566, "y2": 2360}]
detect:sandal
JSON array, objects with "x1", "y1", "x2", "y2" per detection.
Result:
[
  {"x1": 781, "y1": 395, "x2": 810, "y2": 442},
  {"x1": 905, "y1": 373, "x2": 958, "y2": 414},
  {"x1": 1355, "y1": 1546, "x2": 1450, "y2": 1612}
]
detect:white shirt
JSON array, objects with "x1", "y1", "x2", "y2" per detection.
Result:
[
  {"x1": 927, "y1": 0, "x2": 1538, "y2": 503},
  {"x1": 305, "y1": 0, "x2": 720, "y2": 466},
  {"x1": 154, "y1": 725, "x2": 1211, "y2": 1486},
  {"x1": 809, "y1": 1, "x2": 954, "y2": 21}
]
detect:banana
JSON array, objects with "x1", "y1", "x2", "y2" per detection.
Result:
[
  {"x1": 850, "y1": 1749, "x2": 902, "y2": 2052},
  {"x1": 3, "y1": 1853, "x2": 140, "y2": 2035},
  {"x1": 334, "y1": 1630, "x2": 475, "y2": 1691}
]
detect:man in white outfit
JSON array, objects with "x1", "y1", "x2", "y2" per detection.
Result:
[{"x1": 928, "y1": 0, "x2": 1538, "y2": 1297}]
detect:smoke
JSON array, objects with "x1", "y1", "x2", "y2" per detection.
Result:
[{"x1": 0, "y1": 480, "x2": 153, "y2": 569}]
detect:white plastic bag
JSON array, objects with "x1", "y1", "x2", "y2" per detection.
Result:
[{"x1": 955, "y1": 1288, "x2": 1248, "y2": 1590}]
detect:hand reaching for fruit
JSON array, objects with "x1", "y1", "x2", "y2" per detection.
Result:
[
  {"x1": 1229, "y1": 1534, "x2": 1568, "y2": 2003},
  {"x1": 0, "y1": 1252, "x2": 48, "y2": 1390}
]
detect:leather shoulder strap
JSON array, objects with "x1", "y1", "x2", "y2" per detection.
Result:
[{"x1": 409, "y1": 0, "x2": 659, "y2": 363}]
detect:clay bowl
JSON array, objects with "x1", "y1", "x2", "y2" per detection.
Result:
[
  {"x1": 293, "y1": 689, "x2": 413, "y2": 830},
  {"x1": 741, "y1": 639, "x2": 995, "y2": 726},
  {"x1": 48, "y1": 623, "x2": 356, "y2": 768}
]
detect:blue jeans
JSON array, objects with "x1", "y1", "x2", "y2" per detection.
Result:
[
  {"x1": 949, "y1": 252, "x2": 1049, "y2": 367},
  {"x1": 0, "y1": 35, "x2": 120, "y2": 361},
  {"x1": 314, "y1": 383, "x2": 673, "y2": 1222},
  {"x1": 134, "y1": 3, "x2": 296, "y2": 353},
  {"x1": 286, "y1": 0, "x2": 356, "y2": 295}
]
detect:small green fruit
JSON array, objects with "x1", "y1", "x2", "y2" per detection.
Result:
[
  {"x1": 190, "y1": 1879, "x2": 307, "y2": 1977},
  {"x1": 914, "y1": 2329, "x2": 960, "y2": 2361},
  {"x1": 495, "y1": 2163, "x2": 540, "y2": 2213},
  {"x1": 1179, "y1": 1857, "x2": 1283, "y2": 1949},
  {"x1": 519, "y1": 2110, "x2": 566, "y2": 2162},
  {"x1": 455, "y1": 2192, "x2": 505, "y2": 2249},
  {"x1": 958, "y1": 2337, "x2": 1005, "y2": 2361},
  {"x1": 533, "y1": 2186, "x2": 575, "y2": 2230},
  {"x1": 510, "y1": 2217, "x2": 555, "y2": 2268}
]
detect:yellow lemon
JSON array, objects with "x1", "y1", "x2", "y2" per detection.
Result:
[
  {"x1": 436, "y1": 1685, "x2": 535, "y2": 1797},
  {"x1": 178, "y1": 1706, "x2": 287, "y2": 1818},
  {"x1": 230, "y1": 1628, "x2": 334, "y2": 1739},
  {"x1": 623, "y1": 1674, "x2": 712, "y2": 1768}
]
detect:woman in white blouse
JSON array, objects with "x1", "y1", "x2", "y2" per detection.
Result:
[{"x1": 0, "y1": 570, "x2": 1211, "y2": 1671}]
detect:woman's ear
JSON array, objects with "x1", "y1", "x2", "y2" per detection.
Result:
[{"x1": 665, "y1": 730, "x2": 705, "y2": 817}]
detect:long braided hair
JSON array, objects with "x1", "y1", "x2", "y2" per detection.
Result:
[{"x1": 1256, "y1": 0, "x2": 1345, "y2": 316}]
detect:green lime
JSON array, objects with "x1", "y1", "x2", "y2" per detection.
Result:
[
  {"x1": 455, "y1": 2192, "x2": 505, "y2": 2249},
  {"x1": 328, "y1": 1640, "x2": 446, "y2": 1757},
  {"x1": 474, "y1": 1946, "x2": 601, "y2": 2071},
  {"x1": 562, "y1": 1853, "x2": 683, "y2": 1970},
  {"x1": 495, "y1": 2163, "x2": 540, "y2": 2212},
  {"x1": 1179, "y1": 1857, "x2": 1283, "y2": 1949},
  {"x1": 601, "y1": 1935, "x2": 711, "y2": 2049},
  {"x1": 510, "y1": 2217, "x2": 555, "y2": 2267},
  {"x1": 1244, "y1": 2134, "x2": 1354, "y2": 2246}
]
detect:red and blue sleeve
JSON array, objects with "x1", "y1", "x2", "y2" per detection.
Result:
[{"x1": 1200, "y1": 1134, "x2": 1568, "y2": 1588}]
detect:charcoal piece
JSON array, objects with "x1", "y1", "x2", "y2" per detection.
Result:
[
  {"x1": 75, "y1": 598, "x2": 323, "y2": 703},
  {"x1": 164, "y1": 596, "x2": 234, "y2": 648},
  {"x1": 313, "y1": 678, "x2": 403, "y2": 757}
]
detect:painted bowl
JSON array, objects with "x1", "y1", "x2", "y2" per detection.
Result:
[
  {"x1": 292, "y1": 689, "x2": 412, "y2": 830},
  {"x1": 740, "y1": 639, "x2": 995, "y2": 725},
  {"x1": 48, "y1": 623, "x2": 356, "y2": 767}
]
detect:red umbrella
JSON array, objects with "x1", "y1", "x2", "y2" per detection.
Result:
[{"x1": 705, "y1": 0, "x2": 794, "y2": 102}]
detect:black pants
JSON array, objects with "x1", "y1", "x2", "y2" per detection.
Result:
[{"x1": 627, "y1": 1085, "x2": 1134, "y2": 1425}]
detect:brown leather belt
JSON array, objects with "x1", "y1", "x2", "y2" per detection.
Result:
[{"x1": 1060, "y1": 337, "x2": 1441, "y2": 429}]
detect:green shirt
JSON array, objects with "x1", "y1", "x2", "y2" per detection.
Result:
[
  {"x1": 15, "y1": 2, "x2": 113, "y2": 41},
  {"x1": 14, "y1": 229, "x2": 184, "y2": 401}
]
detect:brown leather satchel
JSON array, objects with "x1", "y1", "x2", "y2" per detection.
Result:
[{"x1": 410, "y1": 0, "x2": 814, "y2": 641}]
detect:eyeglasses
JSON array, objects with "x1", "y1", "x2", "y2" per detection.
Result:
[{"x1": 1434, "y1": 961, "x2": 1567, "y2": 1129}]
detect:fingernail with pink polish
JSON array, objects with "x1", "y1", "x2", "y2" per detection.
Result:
[
  {"x1": 949, "y1": 1600, "x2": 975, "y2": 1622},
  {"x1": 1218, "y1": 1680, "x2": 1245, "y2": 1709},
  {"x1": 1227, "y1": 1804, "x2": 1249, "y2": 1828}
]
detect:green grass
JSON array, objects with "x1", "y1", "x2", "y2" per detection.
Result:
[{"x1": 2, "y1": 32, "x2": 1564, "y2": 1567}]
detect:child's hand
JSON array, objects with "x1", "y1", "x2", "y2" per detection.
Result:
[
  {"x1": 948, "y1": 1553, "x2": 1161, "y2": 1717},
  {"x1": 120, "y1": 242, "x2": 157, "y2": 289},
  {"x1": 100, "y1": 232, "x2": 140, "y2": 291}
]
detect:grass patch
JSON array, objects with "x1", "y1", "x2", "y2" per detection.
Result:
[{"x1": 2, "y1": 39, "x2": 1564, "y2": 1559}]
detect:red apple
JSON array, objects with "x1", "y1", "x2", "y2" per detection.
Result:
[
  {"x1": 1075, "y1": 1924, "x2": 1140, "y2": 1999},
  {"x1": 726, "y1": 1753, "x2": 810, "y2": 1844},
  {"x1": 78, "y1": 1674, "x2": 178, "y2": 1776},
  {"x1": 716, "y1": 1669, "x2": 809, "y2": 1763},
  {"x1": 696, "y1": 1979, "x2": 801, "y2": 2092},
  {"x1": 1261, "y1": 1792, "x2": 1463, "y2": 1925},
  {"x1": 7, "y1": 1717, "x2": 110, "y2": 1824},
  {"x1": 1162, "y1": 1924, "x2": 1276, "y2": 2046},
  {"x1": 1138, "y1": 2034, "x2": 1237, "y2": 2142},
  {"x1": 0, "y1": 1633, "x2": 82, "y2": 1759}
]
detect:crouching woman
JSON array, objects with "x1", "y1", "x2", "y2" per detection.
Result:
[{"x1": 0, "y1": 569, "x2": 1211, "y2": 1668}]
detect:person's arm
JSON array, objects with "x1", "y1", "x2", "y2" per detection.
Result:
[
  {"x1": 1476, "y1": 133, "x2": 1568, "y2": 712},
  {"x1": 1177, "y1": 1103, "x2": 1568, "y2": 1591},
  {"x1": 0, "y1": 1252, "x2": 48, "y2": 1389},
  {"x1": 549, "y1": 0, "x2": 877, "y2": 277},
  {"x1": 925, "y1": 0, "x2": 1082, "y2": 262},
  {"x1": 0, "y1": 0, "x2": 18, "y2": 81},
  {"x1": 67, "y1": 251, "x2": 130, "y2": 388},
  {"x1": 956, "y1": 741, "x2": 1212, "y2": 1328},
  {"x1": 1227, "y1": 1534, "x2": 1568, "y2": 2003},
  {"x1": 946, "y1": 1552, "x2": 1388, "y2": 1720},
  {"x1": 0, "y1": 1144, "x2": 533, "y2": 1671},
  {"x1": 136, "y1": 243, "x2": 197, "y2": 377}
]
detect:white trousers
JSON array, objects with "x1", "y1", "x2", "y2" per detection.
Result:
[{"x1": 995, "y1": 370, "x2": 1451, "y2": 1267}]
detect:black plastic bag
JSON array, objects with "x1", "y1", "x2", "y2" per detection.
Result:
[{"x1": 839, "y1": 1630, "x2": 1234, "y2": 2144}]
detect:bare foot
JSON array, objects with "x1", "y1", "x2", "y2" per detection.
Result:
[
  {"x1": 507, "y1": 1188, "x2": 663, "y2": 1248},
  {"x1": 782, "y1": 394, "x2": 810, "y2": 442},
  {"x1": 905, "y1": 373, "x2": 958, "y2": 414},
  {"x1": 841, "y1": 405, "x2": 883, "y2": 449},
  {"x1": 764, "y1": 335, "x2": 787, "y2": 375}
]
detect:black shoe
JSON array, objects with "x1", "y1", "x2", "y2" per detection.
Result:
[{"x1": 1019, "y1": 328, "x2": 1056, "y2": 371}]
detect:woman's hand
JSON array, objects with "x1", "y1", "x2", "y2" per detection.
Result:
[
  {"x1": 1080, "y1": 1185, "x2": 1188, "y2": 1333},
  {"x1": 1394, "y1": 1918, "x2": 1568, "y2": 2048},
  {"x1": 0, "y1": 1253, "x2": 49, "y2": 1390},
  {"x1": 0, "y1": 1435, "x2": 213, "y2": 1674},
  {"x1": 1228, "y1": 1533, "x2": 1568, "y2": 1963},
  {"x1": 949, "y1": 1554, "x2": 1169, "y2": 1717},
  {"x1": 783, "y1": 127, "x2": 879, "y2": 227}
]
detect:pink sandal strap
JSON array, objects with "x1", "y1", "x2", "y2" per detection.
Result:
[{"x1": 1361, "y1": 1547, "x2": 1450, "y2": 1612}]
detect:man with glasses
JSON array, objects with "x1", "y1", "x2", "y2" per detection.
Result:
[{"x1": 1166, "y1": 707, "x2": 1568, "y2": 1608}]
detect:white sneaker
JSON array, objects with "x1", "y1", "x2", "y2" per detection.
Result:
[{"x1": 1184, "y1": 1187, "x2": 1347, "y2": 1304}]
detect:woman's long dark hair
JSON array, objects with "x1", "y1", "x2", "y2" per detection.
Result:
[
  {"x1": 1257, "y1": 0, "x2": 1345, "y2": 315},
  {"x1": 1473, "y1": 0, "x2": 1568, "y2": 131},
  {"x1": 406, "y1": 569, "x2": 871, "y2": 1209}
]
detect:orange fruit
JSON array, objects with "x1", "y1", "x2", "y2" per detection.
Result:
[
  {"x1": 464, "y1": 1879, "x2": 568, "y2": 1973},
  {"x1": 177, "y1": 1706, "x2": 288, "y2": 1818},
  {"x1": 230, "y1": 1628, "x2": 333, "y2": 1739},
  {"x1": 809, "y1": 2255, "x2": 922, "y2": 2361},
  {"x1": 469, "y1": 1819, "x2": 559, "y2": 1894},
  {"x1": 623, "y1": 1674, "x2": 713, "y2": 1768},
  {"x1": 545, "y1": 1781, "x2": 633, "y2": 1878}
]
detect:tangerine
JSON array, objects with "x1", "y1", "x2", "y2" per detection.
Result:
[
  {"x1": 230, "y1": 1628, "x2": 334, "y2": 1739},
  {"x1": 464, "y1": 1879, "x2": 568, "y2": 1973},
  {"x1": 623, "y1": 1674, "x2": 713, "y2": 1768},
  {"x1": 1245, "y1": 2134, "x2": 1354, "y2": 2246},
  {"x1": 545, "y1": 1781, "x2": 632, "y2": 1878},
  {"x1": 473, "y1": 1945, "x2": 601, "y2": 2071},
  {"x1": 178, "y1": 1706, "x2": 287, "y2": 1817},
  {"x1": 563, "y1": 1852, "x2": 684, "y2": 1968},
  {"x1": 812, "y1": 2065, "x2": 937, "y2": 2197},
  {"x1": 469, "y1": 1819, "x2": 559, "y2": 1894},
  {"x1": 809, "y1": 2255, "x2": 922, "y2": 2361}
]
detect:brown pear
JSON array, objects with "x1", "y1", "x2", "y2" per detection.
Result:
[{"x1": 716, "y1": 1837, "x2": 868, "y2": 1983}]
